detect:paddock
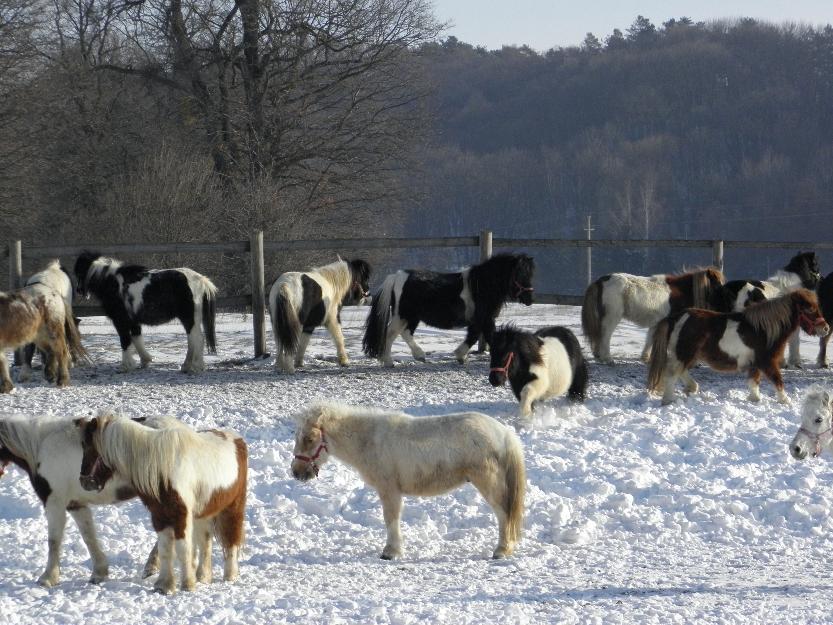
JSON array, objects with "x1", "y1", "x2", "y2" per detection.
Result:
[{"x1": 1, "y1": 304, "x2": 832, "y2": 624}]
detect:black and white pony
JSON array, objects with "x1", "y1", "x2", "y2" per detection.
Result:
[
  {"x1": 719, "y1": 251, "x2": 821, "y2": 367},
  {"x1": 21, "y1": 260, "x2": 88, "y2": 380},
  {"x1": 816, "y1": 271, "x2": 833, "y2": 367},
  {"x1": 74, "y1": 252, "x2": 218, "y2": 373},
  {"x1": 363, "y1": 253, "x2": 535, "y2": 366},
  {"x1": 488, "y1": 324, "x2": 588, "y2": 419},
  {"x1": 268, "y1": 258, "x2": 371, "y2": 373}
]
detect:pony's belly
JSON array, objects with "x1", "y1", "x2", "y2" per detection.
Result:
[{"x1": 717, "y1": 321, "x2": 753, "y2": 369}]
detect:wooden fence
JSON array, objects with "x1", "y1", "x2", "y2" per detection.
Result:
[{"x1": 7, "y1": 232, "x2": 833, "y2": 358}]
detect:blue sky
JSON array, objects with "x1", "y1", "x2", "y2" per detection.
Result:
[{"x1": 431, "y1": 1, "x2": 833, "y2": 50}]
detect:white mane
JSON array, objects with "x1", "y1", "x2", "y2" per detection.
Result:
[
  {"x1": 312, "y1": 260, "x2": 352, "y2": 300},
  {"x1": 765, "y1": 269, "x2": 803, "y2": 293},
  {"x1": 0, "y1": 415, "x2": 73, "y2": 471},
  {"x1": 89, "y1": 256, "x2": 122, "y2": 281}
]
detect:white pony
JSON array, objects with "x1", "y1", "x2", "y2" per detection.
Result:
[
  {"x1": 268, "y1": 258, "x2": 371, "y2": 373},
  {"x1": 21, "y1": 259, "x2": 89, "y2": 380},
  {"x1": 291, "y1": 402, "x2": 525, "y2": 559},
  {"x1": 76, "y1": 414, "x2": 247, "y2": 594},
  {"x1": 790, "y1": 387, "x2": 833, "y2": 460},
  {"x1": 581, "y1": 267, "x2": 725, "y2": 364},
  {"x1": 0, "y1": 414, "x2": 160, "y2": 587}
]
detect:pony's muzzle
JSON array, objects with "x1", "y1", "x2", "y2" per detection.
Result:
[
  {"x1": 291, "y1": 461, "x2": 316, "y2": 481},
  {"x1": 488, "y1": 372, "x2": 507, "y2": 387}
]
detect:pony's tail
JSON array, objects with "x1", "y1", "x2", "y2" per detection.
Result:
[
  {"x1": 502, "y1": 431, "x2": 526, "y2": 547},
  {"x1": 202, "y1": 288, "x2": 217, "y2": 355},
  {"x1": 568, "y1": 351, "x2": 588, "y2": 402},
  {"x1": 581, "y1": 279, "x2": 603, "y2": 355},
  {"x1": 63, "y1": 300, "x2": 92, "y2": 366},
  {"x1": 647, "y1": 318, "x2": 671, "y2": 392},
  {"x1": 363, "y1": 274, "x2": 395, "y2": 358},
  {"x1": 272, "y1": 284, "x2": 301, "y2": 357}
]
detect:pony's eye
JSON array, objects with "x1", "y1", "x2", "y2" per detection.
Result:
[{"x1": 815, "y1": 417, "x2": 824, "y2": 424}]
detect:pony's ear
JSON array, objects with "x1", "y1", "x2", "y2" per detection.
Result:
[{"x1": 72, "y1": 417, "x2": 86, "y2": 429}]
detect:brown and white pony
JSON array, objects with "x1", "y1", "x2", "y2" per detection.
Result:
[
  {"x1": 77, "y1": 414, "x2": 247, "y2": 594},
  {"x1": 0, "y1": 287, "x2": 75, "y2": 393},
  {"x1": 291, "y1": 402, "x2": 525, "y2": 560},
  {"x1": 647, "y1": 289, "x2": 829, "y2": 405},
  {"x1": 582, "y1": 267, "x2": 725, "y2": 364}
]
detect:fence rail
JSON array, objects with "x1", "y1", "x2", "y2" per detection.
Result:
[{"x1": 6, "y1": 232, "x2": 829, "y2": 357}]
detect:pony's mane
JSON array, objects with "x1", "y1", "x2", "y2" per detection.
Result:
[
  {"x1": 312, "y1": 259, "x2": 351, "y2": 298},
  {"x1": 0, "y1": 415, "x2": 70, "y2": 471},
  {"x1": 802, "y1": 386, "x2": 832, "y2": 422},
  {"x1": 468, "y1": 253, "x2": 534, "y2": 310},
  {"x1": 742, "y1": 292, "x2": 797, "y2": 346},
  {"x1": 95, "y1": 414, "x2": 194, "y2": 500},
  {"x1": 492, "y1": 323, "x2": 544, "y2": 366},
  {"x1": 669, "y1": 266, "x2": 725, "y2": 309},
  {"x1": 294, "y1": 401, "x2": 403, "y2": 430}
]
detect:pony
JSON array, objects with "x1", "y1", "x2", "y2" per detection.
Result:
[
  {"x1": 647, "y1": 289, "x2": 829, "y2": 405},
  {"x1": 0, "y1": 414, "x2": 162, "y2": 587},
  {"x1": 74, "y1": 252, "x2": 218, "y2": 373},
  {"x1": 488, "y1": 324, "x2": 588, "y2": 419},
  {"x1": 718, "y1": 251, "x2": 821, "y2": 367},
  {"x1": 0, "y1": 288, "x2": 72, "y2": 393},
  {"x1": 21, "y1": 260, "x2": 89, "y2": 381},
  {"x1": 789, "y1": 386, "x2": 833, "y2": 460},
  {"x1": 581, "y1": 267, "x2": 725, "y2": 364},
  {"x1": 291, "y1": 402, "x2": 525, "y2": 559},
  {"x1": 814, "y1": 271, "x2": 833, "y2": 368},
  {"x1": 268, "y1": 258, "x2": 371, "y2": 373},
  {"x1": 363, "y1": 253, "x2": 535, "y2": 367},
  {"x1": 77, "y1": 414, "x2": 247, "y2": 594}
]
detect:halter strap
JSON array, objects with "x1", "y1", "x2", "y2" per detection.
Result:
[
  {"x1": 294, "y1": 428, "x2": 329, "y2": 476},
  {"x1": 513, "y1": 281, "x2": 534, "y2": 298},
  {"x1": 490, "y1": 351, "x2": 514, "y2": 376},
  {"x1": 80, "y1": 456, "x2": 105, "y2": 481},
  {"x1": 799, "y1": 425, "x2": 833, "y2": 457},
  {"x1": 799, "y1": 312, "x2": 827, "y2": 333}
]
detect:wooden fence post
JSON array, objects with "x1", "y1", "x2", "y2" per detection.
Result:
[
  {"x1": 477, "y1": 230, "x2": 493, "y2": 352},
  {"x1": 585, "y1": 215, "x2": 594, "y2": 286},
  {"x1": 9, "y1": 241, "x2": 23, "y2": 365},
  {"x1": 250, "y1": 231, "x2": 267, "y2": 358},
  {"x1": 712, "y1": 240, "x2": 724, "y2": 274}
]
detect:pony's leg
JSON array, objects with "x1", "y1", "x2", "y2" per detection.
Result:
[
  {"x1": 116, "y1": 324, "x2": 138, "y2": 372},
  {"x1": 746, "y1": 368, "x2": 762, "y2": 402},
  {"x1": 69, "y1": 506, "x2": 109, "y2": 583},
  {"x1": 381, "y1": 318, "x2": 406, "y2": 367},
  {"x1": 193, "y1": 519, "x2": 212, "y2": 584},
  {"x1": 131, "y1": 328, "x2": 153, "y2": 368},
  {"x1": 640, "y1": 325, "x2": 656, "y2": 363},
  {"x1": 153, "y1": 528, "x2": 177, "y2": 595},
  {"x1": 175, "y1": 516, "x2": 196, "y2": 591},
  {"x1": 681, "y1": 370, "x2": 699, "y2": 395},
  {"x1": 325, "y1": 317, "x2": 350, "y2": 367},
  {"x1": 786, "y1": 332, "x2": 802, "y2": 368},
  {"x1": 453, "y1": 324, "x2": 481, "y2": 364},
  {"x1": 660, "y1": 361, "x2": 683, "y2": 406},
  {"x1": 597, "y1": 307, "x2": 622, "y2": 364},
  {"x1": 518, "y1": 379, "x2": 547, "y2": 420},
  {"x1": 38, "y1": 502, "x2": 68, "y2": 587},
  {"x1": 401, "y1": 322, "x2": 425, "y2": 362},
  {"x1": 0, "y1": 352, "x2": 14, "y2": 393},
  {"x1": 379, "y1": 490, "x2": 403, "y2": 559},
  {"x1": 470, "y1": 470, "x2": 513, "y2": 558},
  {"x1": 19, "y1": 343, "x2": 35, "y2": 382},
  {"x1": 294, "y1": 331, "x2": 312, "y2": 368},
  {"x1": 181, "y1": 317, "x2": 204, "y2": 374},
  {"x1": 223, "y1": 543, "x2": 240, "y2": 582},
  {"x1": 142, "y1": 542, "x2": 160, "y2": 578},
  {"x1": 818, "y1": 332, "x2": 831, "y2": 368},
  {"x1": 763, "y1": 365, "x2": 790, "y2": 404}
]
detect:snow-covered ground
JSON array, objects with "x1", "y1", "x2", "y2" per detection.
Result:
[{"x1": 2, "y1": 304, "x2": 833, "y2": 625}]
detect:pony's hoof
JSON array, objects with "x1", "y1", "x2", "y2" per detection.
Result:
[
  {"x1": 778, "y1": 394, "x2": 792, "y2": 405},
  {"x1": 660, "y1": 397, "x2": 675, "y2": 406},
  {"x1": 819, "y1": 362, "x2": 830, "y2": 369},
  {"x1": 747, "y1": 393, "x2": 761, "y2": 403},
  {"x1": 37, "y1": 573, "x2": 58, "y2": 588},
  {"x1": 380, "y1": 547, "x2": 401, "y2": 560},
  {"x1": 142, "y1": 566, "x2": 158, "y2": 579},
  {"x1": 0, "y1": 381, "x2": 14, "y2": 393},
  {"x1": 381, "y1": 359, "x2": 394, "y2": 368},
  {"x1": 492, "y1": 549, "x2": 510, "y2": 559},
  {"x1": 181, "y1": 578, "x2": 196, "y2": 592},
  {"x1": 89, "y1": 572, "x2": 108, "y2": 584},
  {"x1": 153, "y1": 581, "x2": 176, "y2": 595},
  {"x1": 17, "y1": 371, "x2": 31, "y2": 383},
  {"x1": 338, "y1": 359, "x2": 350, "y2": 368}
]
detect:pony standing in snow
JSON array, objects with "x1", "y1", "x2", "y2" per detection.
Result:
[
  {"x1": 0, "y1": 414, "x2": 161, "y2": 587},
  {"x1": 789, "y1": 387, "x2": 833, "y2": 460},
  {"x1": 21, "y1": 259, "x2": 88, "y2": 380},
  {"x1": 268, "y1": 258, "x2": 371, "y2": 373},
  {"x1": 647, "y1": 289, "x2": 829, "y2": 405},
  {"x1": 581, "y1": 267, "x2": 725, "y2": 364},
  {"x1": 363, "y1": 253, "x2": 535, "y2": 366},
  {"x1": 291, "y1": 402, "x2": 525, "y2": 560},
  {"x1": 0, "y1": 287, "x2": 73, "y2": 392},
  {"x1": 719, "y1": 251, "x2": 821, "y2": 367},
  {"x1": 74, "y1": 252, "x2": 217, "y2": 373},
  {"x1": 77, "y1": 414, "x2": 247, "y2": 594},
  {"x1": 488, "y1": 325, "x2": 588, "y2": 419}
]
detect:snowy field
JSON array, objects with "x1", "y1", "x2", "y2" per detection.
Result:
[{"x1": 2, "y1": 304, "x2": 833, "y2": 625}]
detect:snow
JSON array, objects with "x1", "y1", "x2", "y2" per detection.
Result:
[{"x1": 2, "y1": 304, "x2": 833, "y2": 624}]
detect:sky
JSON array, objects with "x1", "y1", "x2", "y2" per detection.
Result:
[{"x1": 431, "y1": 0, "x2": 833, "y2": 51}]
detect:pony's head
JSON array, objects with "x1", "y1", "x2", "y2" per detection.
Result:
[
  {"x1": 784, "y1": 252, "x2": 821, "y2": 290},
  {"x1": 488, "y1": 324, "x2": 541, "y2": 387},
  {"x1": 74, "y1": 416, "x2": 113, "y2": 492},
  {"x1": 346, "y1": 259, "x2": 372, "y2": 305},
  {"x1": 73, "y1": 251, "x2": 101, "y2": 298},
  {"x1": 510, "y1": 254, "x2": 536, "y2": 306},
  {"x1": 790, "y1": 387, "x2": 833, "y2": 460},
  {"x1": 291, "y1": 405, "x2": 332, "y2": 481},
  {"x1": 792, "y1": 289, "x2": 830, "y2": 337}
]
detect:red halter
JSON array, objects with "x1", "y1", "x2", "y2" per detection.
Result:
[
  {"x1": 513, "y1": 281, "x2": 534, "y2": 298},
  {"x1": 799, "y1": 312, "x2": 828, "y2": 336},
  {"x1": 490, "y1": 352, "x2": 514, "y2": 377},
  {"x1": 294, "y1": 428, "x2": 329, "y2": 476},
  {"x1": 798, "y1": 425, "x2": 833, "y2": 457}
]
